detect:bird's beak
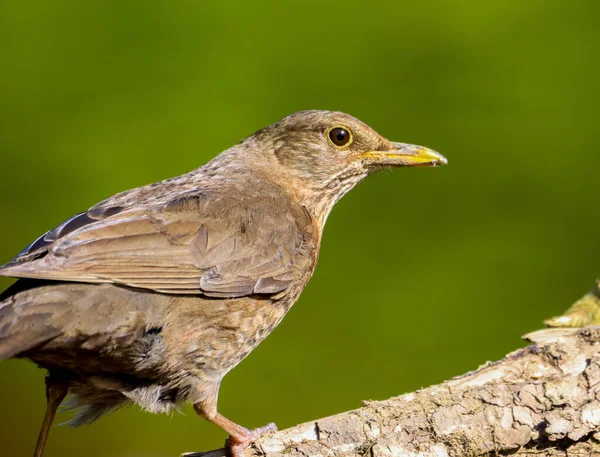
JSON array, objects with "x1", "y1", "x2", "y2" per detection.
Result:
[{"x1": 364, "y1": 142, "x2": 448, "y2": 168}]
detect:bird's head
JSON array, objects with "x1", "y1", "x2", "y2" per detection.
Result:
[{"x1": 224, "y1": 110, "x2": 447, "y2": 224}]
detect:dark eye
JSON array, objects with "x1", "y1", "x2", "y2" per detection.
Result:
[{"x1": 328, "y1": 127, "x2": 352, "y2": 147}]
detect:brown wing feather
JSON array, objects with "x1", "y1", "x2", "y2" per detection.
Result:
[{"x1": 0, "y1": 191, "x2": 312, "y2": 298}]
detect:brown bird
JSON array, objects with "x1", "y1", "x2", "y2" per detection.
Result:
[{"x1": 0, "y1": 110, "x2": 446, "y2": 457}]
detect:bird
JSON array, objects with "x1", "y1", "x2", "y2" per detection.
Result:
[{"x1": 0, "y1": 110, "x2": 447, "y2": 457}]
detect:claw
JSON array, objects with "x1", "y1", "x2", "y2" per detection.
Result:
[{"x1": 227, "y1": 423, "x2": 277, "y2": 457}]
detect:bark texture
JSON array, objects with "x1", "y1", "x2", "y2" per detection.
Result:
[{"x1": 186, "y1": 326, "x2": 600, "y2": 457}]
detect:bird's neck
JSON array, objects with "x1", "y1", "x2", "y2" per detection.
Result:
[
  {"x1": 198, "y1": 145, "x2": 365, "y2": 228},
  {"x1": 272, "y1": 172, "x2": 366, "y2": 229}
]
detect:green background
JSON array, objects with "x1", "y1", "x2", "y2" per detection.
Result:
[{"x1": 1, "y1": 1, "x2": 599, "y2": 456}]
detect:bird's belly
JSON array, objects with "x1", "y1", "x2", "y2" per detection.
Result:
[{"x1": 162, "y1": 293, "x2": 297, "y2": 384}]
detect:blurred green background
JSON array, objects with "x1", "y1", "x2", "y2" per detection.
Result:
[{"x1": 1, "y1": 1, "x2": 599, "y2": 456}]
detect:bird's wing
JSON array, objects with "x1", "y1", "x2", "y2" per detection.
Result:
[{"x1": 0, "y1": 191, "x2": 312, "y2": 297}]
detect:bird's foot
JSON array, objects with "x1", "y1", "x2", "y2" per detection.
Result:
[{"x1": 227, "y1": 423, "x2": 277, "y2": 457}]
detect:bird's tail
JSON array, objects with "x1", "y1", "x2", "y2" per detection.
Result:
[{"x1": 0, "y1": 279, "x2": 66, "y2": 360}]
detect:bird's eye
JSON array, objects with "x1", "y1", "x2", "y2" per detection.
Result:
[{"x1": 328, "y1": 127, "x2": 352, "y2": 148}]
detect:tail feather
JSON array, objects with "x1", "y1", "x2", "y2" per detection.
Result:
[
  {"x1": 0, "y1": 279, "x2": 67, "y2": 359},
  {"x1": 60, "y1": 397, "x2": 126, "y2": 427}
]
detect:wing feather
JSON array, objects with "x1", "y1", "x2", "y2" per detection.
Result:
[{"x1": 0, "y1": 192, "x2": 312, "y2": 298}]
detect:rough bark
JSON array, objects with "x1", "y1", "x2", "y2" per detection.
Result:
[{"x1": 186, "y1": 326, "x2": 600, "y2": 457}]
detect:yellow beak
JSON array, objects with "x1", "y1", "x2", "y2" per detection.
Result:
[{"x1": 364, "y1": 142, "x2": 447, "y2": 167}]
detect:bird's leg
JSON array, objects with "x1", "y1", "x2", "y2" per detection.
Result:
[
  {"x1": 33, "y1": 375, "x2": 68, "y2": 457},
  {"x1": 193, "y1": 398, "x2": 277, "y2": 457}
]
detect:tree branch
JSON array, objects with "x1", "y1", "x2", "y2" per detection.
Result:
[{"x1": 186, "y1": 326, "x2": 600, "y2": 457}]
